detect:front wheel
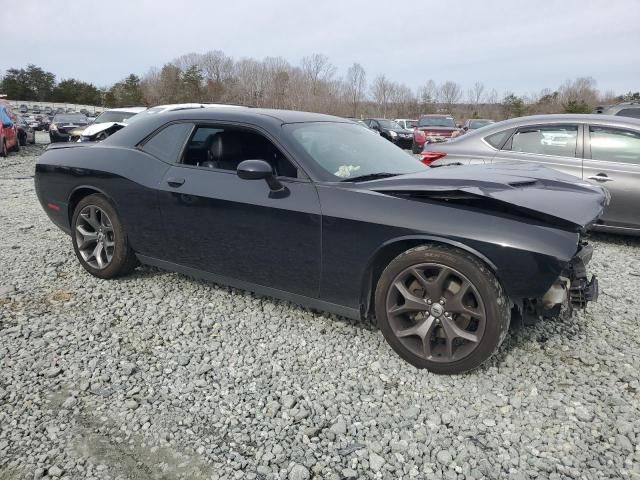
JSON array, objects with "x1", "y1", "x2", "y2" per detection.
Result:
[
  {"x1": 71, "y1": 194, "x2": 138, "y2": 279},
  {"x1": 375, "y1": 245, "x2": 510, "y2": 374}
]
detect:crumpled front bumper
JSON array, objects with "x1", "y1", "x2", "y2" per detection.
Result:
[
  {"x1": 534, "y1": 241, "x2": 598, "y2": 321},
  {"x1": 567, "y1": 242, "x2": 599, "y2": 307}
]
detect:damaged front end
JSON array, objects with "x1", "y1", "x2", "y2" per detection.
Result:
[{"x1": 524, "y1": 240, "x2": 599, "y2": 323}]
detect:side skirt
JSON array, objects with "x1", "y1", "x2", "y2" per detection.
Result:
[{"x1": 136, "y1": 255, "x2": 361, "y2": 321}]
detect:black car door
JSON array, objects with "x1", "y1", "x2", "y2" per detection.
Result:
[{"x1": 153, "y1": 122, "x2": 322, "y2": 298}]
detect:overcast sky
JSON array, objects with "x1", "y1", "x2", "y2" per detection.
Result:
[{"x1": 4, "y1": 0, "x2": 639, "y2": 96}]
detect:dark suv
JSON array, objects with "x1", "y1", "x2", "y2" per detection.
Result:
[
  {"x1": 593, "y1": 102, "x2": 640, "y2": 119},
  {"x1": 363, "y1": 118, "x2": 413, "y2": 149}
]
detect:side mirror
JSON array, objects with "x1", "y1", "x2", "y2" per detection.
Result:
[
  {"x1": 237, "y1": 159, "x2": 287, "y2": 195},
  {"x1": 462, "y1": 126, "x2": 469, "y2": 131}
]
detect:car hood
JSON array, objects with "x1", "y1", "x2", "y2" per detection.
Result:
[
  {"x1": 81, "y1": 121, "x2": 126, "y2": 136},
  {"x1": 417, "y1": 126, "x2": 458, "y2": 134},
  {"x1": 361, "y1": 162, "x2": 609, "y2": 231}
]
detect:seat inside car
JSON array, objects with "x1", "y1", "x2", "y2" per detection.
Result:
[{"x1": 199, "y1": 130, "x2": 297, "y2": 177}]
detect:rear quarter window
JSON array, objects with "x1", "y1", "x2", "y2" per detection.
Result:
[
  {"x1": 141, "y1": 123, "x2": 193, "y2": 163},
  {"x1": 484, "y1": 129, "x2": 514, "y2": 149}
]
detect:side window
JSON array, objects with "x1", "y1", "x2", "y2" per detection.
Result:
[
  {"x1": 590, "y1": 127, "x2": 640, "y2": 165},
  {"x1": 616, "y1": 108, "x2": 640, "y2": 119},
  {"x1": 509, "y1": 125, "x2": 578, "y2": 157},
  {"x1": 484, "y1": 129, "x2": 514, "y2": 149},
  {"x1": 181, "y1": 125, "x2": 300, "y2": 179},
  {"x1": 141, "y1": 123, "x2": 193, "y2": 163}
]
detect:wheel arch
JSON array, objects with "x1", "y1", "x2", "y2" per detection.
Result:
[
  {"x1": 67, "y1": 185, "x2": 114, "y2": 226},
  {"x1": 359, "y1": 235, "x2": 498, "y2": 322}
]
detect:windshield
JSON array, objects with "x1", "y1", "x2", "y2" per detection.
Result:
[
  {"x1": 469, "y1": 119, "x2": 494, "y2": 129},
  {"x1": 94, "y1": 111, "x2": 138, "y2": 124},
  {"x1": 377, "y1": 119, "x2": 402, "y2": 130},
  {"x1": 286, "y1": 122, "x2": 426, "y2": 180},
  {"x1": 418, "y1": 117, "x2": 455, "y2": 128},
  {"x1": 53, "y1": 114, "x2": 88, "y2": 124}
]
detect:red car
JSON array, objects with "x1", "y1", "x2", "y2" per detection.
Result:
[
  {"x1": 0, "y1": 105, "x2": 19, "y2": 157},
  {"x1": 411, "y1": 114, "x2": 461, "y2": 153}
]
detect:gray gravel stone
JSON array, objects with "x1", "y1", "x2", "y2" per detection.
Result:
[
  {"x1": 288, "y1": 463, "x2": 309, "y2": 480},
  {"x1": 369, "y1": 451, "x2": 385, "y2": 472}
]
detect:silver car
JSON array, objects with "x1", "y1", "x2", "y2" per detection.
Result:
[{"x1": 425, "y1": 114, "x2": 640, "y2": 235}]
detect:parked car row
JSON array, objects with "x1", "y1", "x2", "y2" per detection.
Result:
[{"x1": 18, "y1": 104, "x2": 101, "y2": 117}]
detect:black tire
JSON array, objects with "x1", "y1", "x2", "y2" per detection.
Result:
[
  {"x1": 19, "y1": 132, "x2": 27, "y2": 146},
  {"x1": 0, "y1": 140, "x2": 6, "y2": 158},
  {"x1": 375, "y1": 244, "x2": 510, "y2": 374},
  {"x1": 71, "y1": 194, "x2": 138, "y2": 279}
]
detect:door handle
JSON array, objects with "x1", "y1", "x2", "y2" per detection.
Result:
[
  {"x1": 587, "y1": 174, "x2": 613, "y2": 182},
  {"x1": 167, "y1": 177, "x2": 185, "y2": 187}
]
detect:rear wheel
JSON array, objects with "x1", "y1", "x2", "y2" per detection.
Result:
[
  {"x1": 71, "y1": 194, "x2": 138, "y2": 279},
  {"x1": 375, "y1": 245, "x2": 510, "y2": 374}
]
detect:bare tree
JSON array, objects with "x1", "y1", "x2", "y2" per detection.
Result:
[
  {"x1": 558, "y1": 77, "x2": 599, "y2": 112},
  {"x1": 200, "y1": 50, "x2": 234, "y2": 101},
  {"x1": 171, "y1": 52, "x2": 203, "y2": 71},
  {"x1": 157, "y1": 64, "x2": 182, "y2": 104},
  {"x1": 468, "y1": 81, "x2": 485, "y2": 105},
  {"x1": 344, "y1": 63, "x2": 367, "y2": 117},
  {"x1": 301, "y1": 53, "x2": 336, "y2": 95},
  {"x1": 140, "y1": 67, "x2": 162, "y2": 105},
  {"x1": 439, "y1": 81, "x2": 462, "y2": 111},
  {"x1": 370, "y1": 75, "x2": 396, "y2": 117}
]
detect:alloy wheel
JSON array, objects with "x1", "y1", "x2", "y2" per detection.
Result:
[
  {"x1": 75, "y1": 205, "x2": 115, "y2": 269},
  {"x1": 385, "y1": 263, "x2": 487, "y2": 363}
]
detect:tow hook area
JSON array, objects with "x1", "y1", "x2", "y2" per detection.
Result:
[
  {"x1": 570, "y1": 275, "x2": 599, "y2": 308},
  {"x1": 522, "y1": 241, "x2": 599, "y2": 324},
  {"x1": 567, "y1": 242, "x2": 598, "y2": 308}
]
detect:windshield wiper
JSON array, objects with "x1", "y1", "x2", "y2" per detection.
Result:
[{"x1": 341, "y1": 172, "x2": 399, "y2": 182}]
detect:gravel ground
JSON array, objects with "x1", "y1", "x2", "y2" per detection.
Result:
[{"x1": 0, "y1": 132, "x2": 639, "y2": 480}]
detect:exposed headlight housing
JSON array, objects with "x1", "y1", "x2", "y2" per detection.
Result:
[{"x1": 389, "y1": 131, "x2": 398, "y2": 137}]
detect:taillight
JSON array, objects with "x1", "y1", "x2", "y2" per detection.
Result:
[
  {"x1": 414, "y1": 129, "x2": 426, "y2": 143},
  {"x1": 419, "y1": 151, "x2": 447, "y2": 165}
]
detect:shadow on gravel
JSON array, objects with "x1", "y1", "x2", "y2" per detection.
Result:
[
  {"x1": 587, "y1": 231, "x2": 640, "y2": 247},
  {"x1": 124, "y1": 266, "x2": 379, "y2": 333}
]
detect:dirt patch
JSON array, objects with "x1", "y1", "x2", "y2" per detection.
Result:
[{"x1": 47, "y1": 290, "x2": 74, "y2": 302}]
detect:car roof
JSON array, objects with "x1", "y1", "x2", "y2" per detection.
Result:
[
  {"x1": 107, "y1": 107, "x2": 351, "y2": 147},
  {"x1": 484, "y1": 113, "x2": 640, "y2": 129},
  {"x1": 103, "y1": 106, "x2": 148, "y2": 114},
  {"x1": 447, "y1": 114, "x2": 640, "y2": 145}
]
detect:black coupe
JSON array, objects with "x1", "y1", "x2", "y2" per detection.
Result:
[{"x1": 35, "y1": 107, "x2": 606, "y2": 373}]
